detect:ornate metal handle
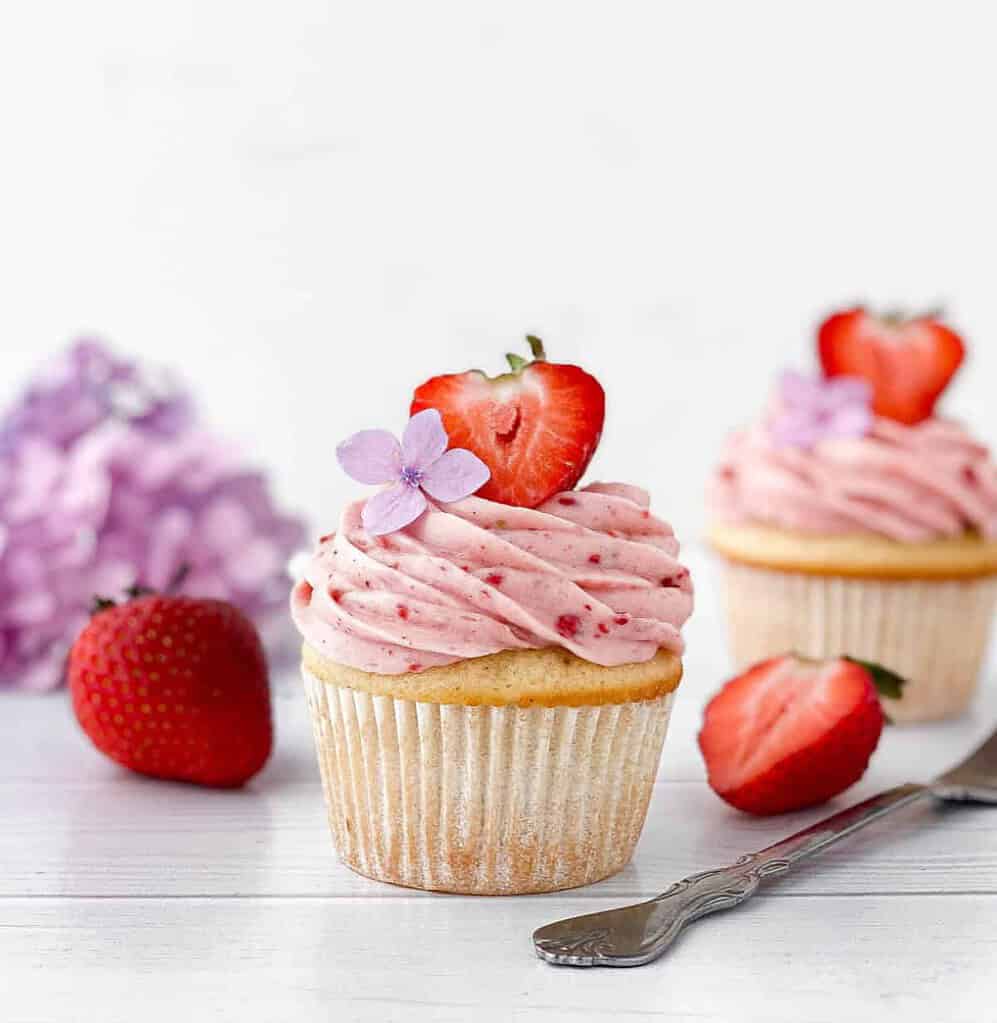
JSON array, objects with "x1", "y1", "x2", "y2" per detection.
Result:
[{"x1": 533, "y1": 783, "x2": 928, "y2": 967}]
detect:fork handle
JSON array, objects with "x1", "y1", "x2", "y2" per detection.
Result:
[
  {"x1": 750, "y1": 781, "x2": 929, "y2": 867},
  {"x1": 534, "y1": 783, "x2": 929, "y2": 967},
  {"x1": 650, "y1": 782, "x2": 931, "y2": 922}
]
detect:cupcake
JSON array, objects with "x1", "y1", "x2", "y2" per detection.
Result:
[
  {"x1": 291, "y1": 338, "x2": 693, "y2": 894},
  {"x1": 708, "y1": 307, "x2": 997, "y2": 723}
]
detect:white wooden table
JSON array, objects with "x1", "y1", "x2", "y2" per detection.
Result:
[{"x1": 4, "y1": 552, "x2": 997, "y2": 1022}]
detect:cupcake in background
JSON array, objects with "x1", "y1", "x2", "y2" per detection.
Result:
[
  {"x1": 708, "y1": 307, "x2": 997, "y2": 723},
  {"x1": 292, "y1": 338, "x2": 693, "y2": 894}
]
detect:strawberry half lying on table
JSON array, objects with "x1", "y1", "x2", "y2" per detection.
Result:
[
  {"x1": 818, "y1": 306, "x2": 965, "y2": 425},
  {"x1": 69, "y1": 592, "x2": 272, "y2": 787},
  {"x1": 698, "y1": 654, "x2": 905, "y2": 816},
  {"x1": 411, "y1": 335, "x2": 605, "y2": 508}
]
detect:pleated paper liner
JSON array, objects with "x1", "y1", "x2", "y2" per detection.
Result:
[
  {"x1": 303, "y1": 667, "x2": 675, "y2": 894},
  {"x1": 719, "y1": 561, "x2": 997, "y2": 722}
]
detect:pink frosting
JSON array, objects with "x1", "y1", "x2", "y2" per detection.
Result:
[
  {"x1": 291, "y1": 482, "x2": 693, "y2": 674},
  {"x1": 709, "y1": 411, "x2": 997, "y2": 543}
]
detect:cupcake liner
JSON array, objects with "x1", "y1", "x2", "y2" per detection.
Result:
[
  {"x1": 719, "y1": 561, "x2": 997, "y2": 722},
  {"x1": 303, "y1": 667, "x2": 675, "y2": 894}
]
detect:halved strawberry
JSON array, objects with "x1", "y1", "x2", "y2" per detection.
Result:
[
  {"x1": 410, "y1": 336, "x2": 605, "y2": 508},
  {"x1": 698, "y1": 654, "x2": 904, "y2": 816},
  {"x1": 818, "y1": 306, "x2": 965, "y2": 425}
]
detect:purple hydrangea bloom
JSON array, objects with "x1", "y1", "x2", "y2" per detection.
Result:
[
  {"x1": 1, "y1": 339, "x2": 193, "y2": 449},
  {"x1": 0, "y1": 340, "x2": 306, "y2": 690}
]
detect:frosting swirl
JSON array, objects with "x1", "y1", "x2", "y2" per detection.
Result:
[
  {"x1": 292, "y1": 482, "x2": 693, "y2": 674},
  {"x1": 709, "y1": 413, "x2": 997, "y2": 543}
]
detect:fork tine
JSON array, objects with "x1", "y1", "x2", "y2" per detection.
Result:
[{"x1": 935, "y1": 725, "x2": 997, "y2": 801}]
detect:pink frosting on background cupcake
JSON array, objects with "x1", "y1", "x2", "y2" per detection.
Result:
[{"x1": 709, "y1": 412, "x2": 997, "y2": 543}]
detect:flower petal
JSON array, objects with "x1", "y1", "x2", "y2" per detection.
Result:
[
  {"x1": 827, "y1": 404, "x2": 873, "y2": 439},
  {"x1": 779, "y1": 370, "x2": 823, "y2": 408},
  {"x1": 420, "y1": 448, "x2": 491, "y2": 503},
  {"x1": 401, "y1": 409, "x2": 448, "y2": 472},
  {"x1": 361, "y1": 483, "x2": 427, "y2": 536},
  {"x1": 771, "y1": 409, "x2": 821, "y2": 449},
  {"x1": 336, "y1": 430, "x2": 402, "y2": 485},
  {"x1": 825, "y1": 375, "x2": 873, "y2": 409}
]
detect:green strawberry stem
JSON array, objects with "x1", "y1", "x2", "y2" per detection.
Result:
[
  {"x1": 845, "y1": 657, "x2": 907, "y2": 700},
  {"x1": 167, "y1": 563, "x2": 191, "y2": 592},
  {"x1": 505, "y1": 335, "x2": 548, "y2": 372},
  {"x1": 879, "y1": 305, "x2": 945, "y2": 326},
  {"x1": 90, "y1": 563, "x2": 192, "y2": 615}
]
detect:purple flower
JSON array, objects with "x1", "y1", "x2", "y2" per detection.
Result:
[
  {"x1": 0, "y1": 339, "x2": 306, "y2": 691},
  {"x1": 1, "y1": 338, "x2": 192, "y2": 449},
  {"x1": 337, "y1": 409, "x2": 490, "y2": 535},
  {"x1": 770, "y1": 371, "x2": 873, "y2": 450},
  {"x1": 0, "y1": 435, "x2": 110, "y2": 690}
]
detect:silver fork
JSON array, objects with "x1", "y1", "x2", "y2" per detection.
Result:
[{"x1": 533, "y1": 727, "x2": 997, "y2": 967}]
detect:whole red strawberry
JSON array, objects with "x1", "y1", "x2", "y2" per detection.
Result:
[
  {"x1": 698, "y1": 654, "x2": 905, "y2": 816},
  {"x1": 411, "y1": 336, "x2": 605, "y2": 508},
  {"x1": 818, "y1": 306, "x2": 965, "y2": 425},
  {"x1": 69, "y1": 594, "x2": 272, "y2": 787}
]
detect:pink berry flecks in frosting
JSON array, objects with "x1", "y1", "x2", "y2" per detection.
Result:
[
  {"x1": 709, "y1": 402, "x2": 997, "y2": 542},
  {"x1": 291, "y1": 482, "x2": 693, "y2": 674}
]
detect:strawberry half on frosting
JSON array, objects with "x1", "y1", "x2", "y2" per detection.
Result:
[
  {"x1": 411, "y1": 336, "x2": 605, "y2": 509},
  {"x1": 818, "y1": 306, "x2": 965, "y2": 425}
]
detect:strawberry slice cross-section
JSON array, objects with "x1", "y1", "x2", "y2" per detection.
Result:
[
  {"x1": 698, "y1": 653, "x2": 905, "y2": 816},
  {"x1": 411, "y1": 336, "x2": 605, "y2": 508}
]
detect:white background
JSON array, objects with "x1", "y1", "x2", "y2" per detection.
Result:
[{"x1": 3, "y1": 0, "x2": 997, "y2": 545}]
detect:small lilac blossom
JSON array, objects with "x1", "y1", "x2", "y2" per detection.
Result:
[
  {"x1": 770, "y1": 370, "x2": 873, "y2": 450},
  {"x1": 337, "y1": 409, "x2": 490, "y2": 536}
]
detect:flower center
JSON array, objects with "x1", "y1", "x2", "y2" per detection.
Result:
[{"x1": 400, "y1": 466, "x2": 424, "y2": 488}]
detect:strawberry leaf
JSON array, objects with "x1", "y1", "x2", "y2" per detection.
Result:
[
  {"x1": 167, "y1": 563, "x2": 191, "y2": 593},
  {"x1": 845, "y1": 657, "x2": 907, "y2": 700},
  {"x1": 524, "y1": 335, "x2": 546, "y2": 361}
]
